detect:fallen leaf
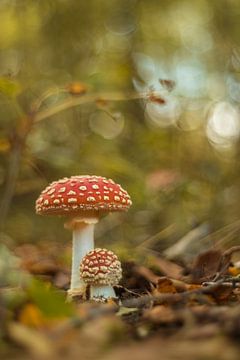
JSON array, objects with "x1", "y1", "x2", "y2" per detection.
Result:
[
  {"x1": 117, "y1": 307, "x2": 139, "y2": 316},
  {"x1": 144, "y1": 305, "x2": 180, "y2": 324},
  {"x1": 133, "y1": 265, "x2": 160, "y2": 284},
  {"x1": 7, "y1": 322, "x2": 54, "y2": 358},
  {"x1": 18, "y1": 303, "x2": 46, "y2": 328},
  {"x1": 190, "y1": 249, "x2": 223, "y2": 283},
  {"x1": 151, "y1": 256, "x2": 183, "y2": 280},
  {"x1": 155, "y1": 277, "x2": 177, "y2": 294}
]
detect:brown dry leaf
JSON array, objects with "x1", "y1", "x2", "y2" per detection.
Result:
[
  {"x1": 79, "y1": 314, "x2": 126, "y2": 348},
  {"x1": 183, "y1": 323, "x2": 220, "y2": 340},
  {"x1": 29, "y1": 258, "x2": 60, "y2": 275},
  {"x1": 15, "y1": 244, "x2": 40, "y2": 266},
  {"x1": 155, "y1": 277, "x2": 177, "y2": 294},
  {"x1": 50, "y1": 316, "x2": 124, "y2": 360},
  {"x1": 186, "y1": 284, "x2": 202, "y2": 291},
  {"x1": 144, "y1": 305, "x2": 180, "y2": 324},
  {"x1": 53, "y1": 271, "x2": 70, "y2": 289},
  {"x1": 7, "y1": 322, "x2": 54, "y2": 358},
  {"x1": 100, "y1": 336, "x2": 239, "y2": 360},
  {"x1": 190, "y1": 249, "x2": 223, "y2": 283},
  {"x1": 133, "y1": 265, "x2": 160, "y2": 284},
  {"x1": 15, "y1": 244, "x2": 61, "y2": 276},
  {"x1": 211, "y1": 284, "x2": 234, "y2": 303},
  {"x1": 151, "y1": 256, "x2": 183, "y2": 280}
]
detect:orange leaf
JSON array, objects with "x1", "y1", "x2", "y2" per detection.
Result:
[
  {"x1": 156, "y1": 277, "x2": 177, "y2": 294},
  {"x1": 18, "y1": 303, "x2": 46, "y2": 328}
]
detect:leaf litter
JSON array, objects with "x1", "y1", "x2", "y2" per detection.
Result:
[{"x1": 1, "y1": 242, "x2": 240, "y2": 359}]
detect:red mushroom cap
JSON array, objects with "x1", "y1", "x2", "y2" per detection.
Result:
[
  {"x1": 35, "y1": 175, "x2": 132, "y2": 216},
  {"x1": 80, "y1": 248, "x2": 122, "y2": 286}
]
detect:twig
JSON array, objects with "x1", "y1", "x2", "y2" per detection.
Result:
[
  {"x1": 212, "y1": 246, "x2": 240, "y2": 281},
  {"x1": 115, "y1": 285, "x2": 142, "y2": 297},
  {"x1": 33, "y1": 90, "x2": 161, "y2": 123},
  {"x1": 0, "y1": 88, "x2": 162, "y2": 225},
  {"x1": 223, "y1": 246, "x2": 240, "y2": 257},
  {"x1": 121, "y1": 280, "x2": 224, "y2": 308},
  {"x1": 202, "y1": 281, "x2": 240, "y2": 288}
]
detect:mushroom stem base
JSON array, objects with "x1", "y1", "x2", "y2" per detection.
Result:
[{"x1": 90, "y1": 285, "x2": 116, "y2": 301}]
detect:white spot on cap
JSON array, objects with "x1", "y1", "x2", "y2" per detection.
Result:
[
  {"x1": 53, "y1": 199, "x2": 60, "y2": 204},
  {"x1": 58, "y1": 178, "x2": 68, "y2": 183},
  {"x1": 43, "y1": 199, "x2": 49, "y2": 205},
  {"x1": 92, "y1": 184, "x2": 99, "y2": 190},
  {"x1": 59, "y1": 187, "x2": 66, "y2": 193},
  {"x1": 100, "y1": 266, "x2": 108, "y2": 272},
  {"x1": 92, "y1": 266, "x2": 99, "y2": 272},
  {"x1": 87, "y1": 196, "x2": 96, "y2": 202},
  {"x1": 47, "y1": 188, "x2": 56, "y2": 195},
  {"x1": 67, "y1": 190, "x2": 77, "y2": 195},
  {"x1": 114, "y1": 195, "x2": 120, "y2": 201},
  {"x1": 104, "y1": 196, "x2": 109, "y2": 201},
  {"x1": 79, "y1": 186, "x2": 87, "y2": 191},
  {"x1": 68, "y1": 198, "x2": 77, "y2": 203}
]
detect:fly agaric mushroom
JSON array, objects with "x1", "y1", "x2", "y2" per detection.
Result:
[
  {"x1": 80, "y1": 248, "x2": 122, "y2": 301},
  {"x1": 35, "y1": 175, "x2": 131, "y2": 297}
]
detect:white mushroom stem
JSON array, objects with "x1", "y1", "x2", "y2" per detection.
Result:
[
  {"x1": 65, "y1": 216, "x2": 98, "y2": 295},
  {"x1": 90, "y1": 285, "x2": 116, "y2": 300}
]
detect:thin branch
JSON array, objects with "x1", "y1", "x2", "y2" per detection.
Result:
[
  {"x1": 33, "y1": 90, "x2": 159, "y2": 123},
  {"x1": 223, "y1": 246, "x2": 240, "y2": 257},
  {"x1": 202, "y1": 281, "x2": 240, "y2": 287},
  {"x1": 121, "y1": 280, "x2": 224, "y2": 308}
]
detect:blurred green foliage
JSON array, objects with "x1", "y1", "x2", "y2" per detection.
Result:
[{"x1": 1, "y1": 0, "x2": 240, "y2": 252}]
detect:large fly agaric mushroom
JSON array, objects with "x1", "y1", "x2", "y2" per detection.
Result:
[
  {"x1": 80, "y1": 248, "x2": 122, "y2": 301},
  {"x1": 35, "y1": 175, "x2": 132, "y2": 297}
]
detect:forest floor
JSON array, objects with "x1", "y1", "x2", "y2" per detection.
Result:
[{"x1": 1, "y1": 242, "x2": 240, "y2": 360}]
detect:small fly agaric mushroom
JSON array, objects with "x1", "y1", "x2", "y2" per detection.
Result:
[
  {"x1": 80, "y1": 248, "x2": 122, "y2": 301},
  {"x1": 35, "y1": 175, "x2": 131, "y2": 297}
]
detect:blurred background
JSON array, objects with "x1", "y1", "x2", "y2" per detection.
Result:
[{"x1": 1, "y1": 0, "x2": 240, "y2": 261}]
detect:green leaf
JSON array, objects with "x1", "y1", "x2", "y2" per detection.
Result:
[
  {"x1": 116, "y1": 306, "x2": 139, "y2": 316},
  {"x1": 27, "y1": 279, "x2": 74, "y2": 318}
]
